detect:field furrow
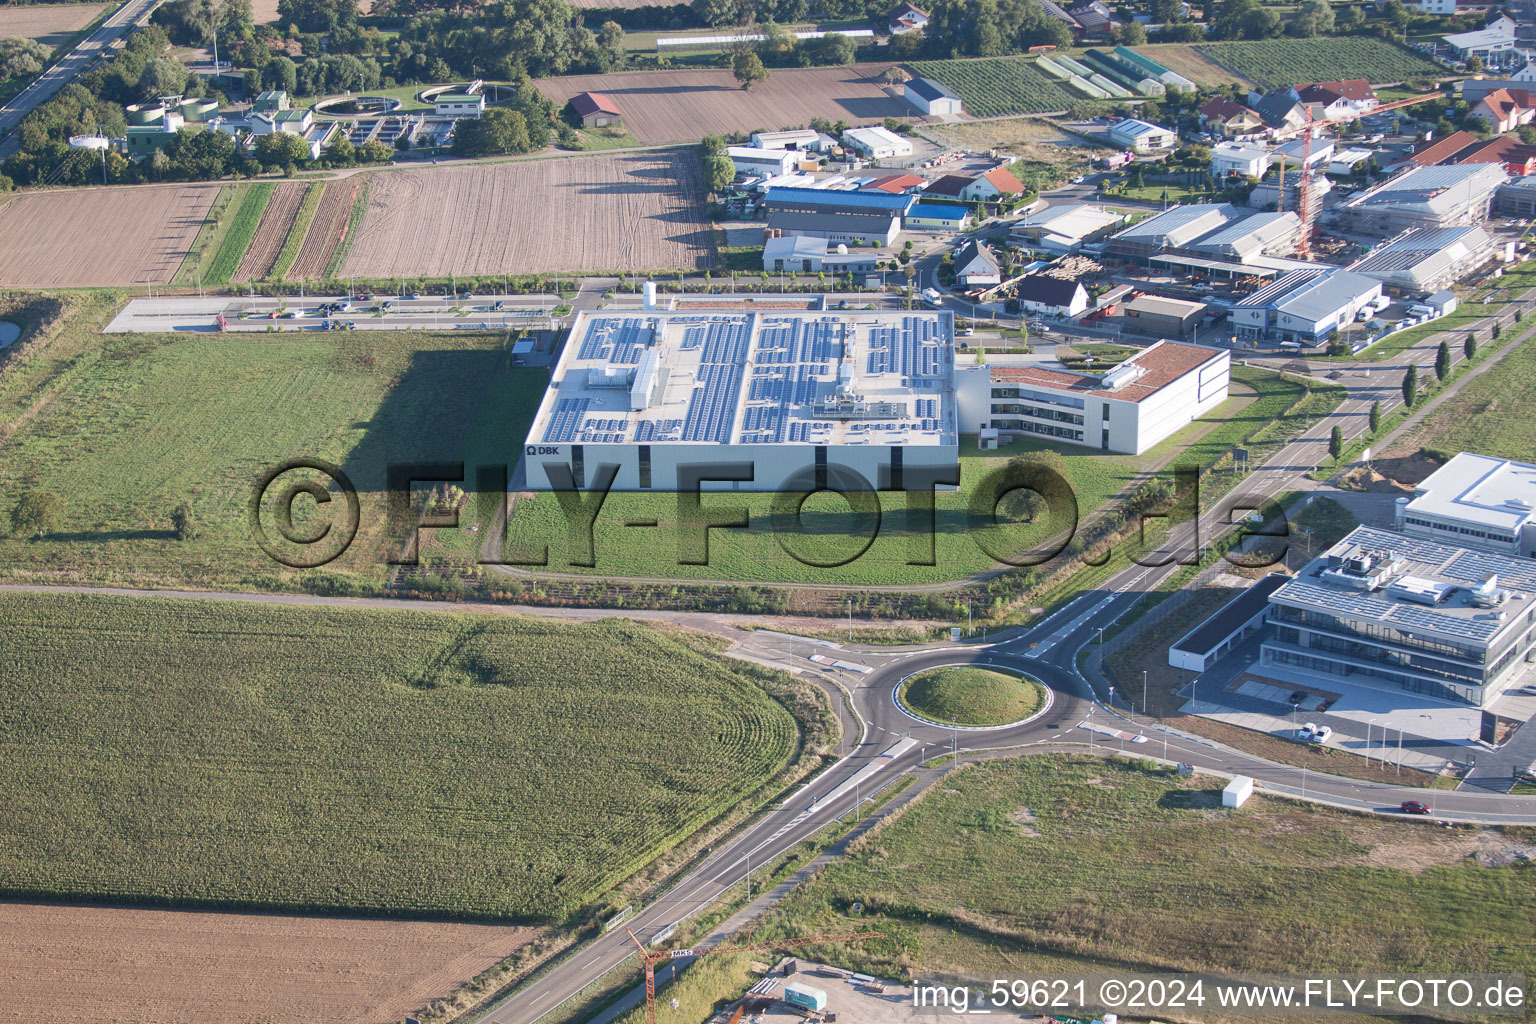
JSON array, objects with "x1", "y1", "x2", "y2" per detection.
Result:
[
  {"x1": 339, "y1": 152, "x2": 713, "y2": 278},
  {"x1": 286, "y1": 179, "x2": 357, "y2": 281},
  {"x1": 0, "y1": 184, "x2": 219, "y2": 287},
  {"x1": 235, "y1": 182, "x2": 308, "y2": 282}
]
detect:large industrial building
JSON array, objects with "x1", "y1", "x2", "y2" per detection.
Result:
[
  {"x1": 1103, "y1": 203, "x2": 1303, "y2": 276},
  {"x1": 1229, "y1": 268, "x2": 1382, "y2": 345},
  {"x1": 1336, "y1": 163, "x2": 1508, "y2": 234},
  {"x1": 1348, "y1": 225, "x2": 1494, "y2": 294},
  {"x1": 1262, "y1": 526, "x2": 1536, "y2": 707},
  {"x1": 1011, "y1": 203, "x2": 1127, "y2": 252},
  {"x1": 524, "y1": 310, "x2": 958, "y2": 492},
  {"x1": 761, "y1": 186, "x2": 915, "y2": 247},
  {"x1": 1397, "y1": 452, "x2": 1536, "y2": 557},
  {"x1": 954, "y1": 341, "x2": 1230, "y2": 454}
]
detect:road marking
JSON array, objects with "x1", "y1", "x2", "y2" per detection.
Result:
[{"x1": 583, "y1": 956, "x2": 601, "y2": 968}]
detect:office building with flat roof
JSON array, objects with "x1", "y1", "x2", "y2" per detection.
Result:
[
  {"x1": 955, "y1": 340, "x2": 1229, "y2": 454},
  {"x1": 1263, "y1": 526, "x2": 1536, "y2": 706},
  {"x1": 1397, "y1": 452, "x2": 1536, "y2": 557}
]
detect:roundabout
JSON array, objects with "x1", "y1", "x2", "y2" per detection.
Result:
[{"x1": 893, "y1": 663, "x2": 1050, "y2": 730}]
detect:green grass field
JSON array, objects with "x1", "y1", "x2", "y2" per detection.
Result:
[
  {"x1": 1194, "y1": 38, "x2": 1442, "y2": 89},
  {"x1": 494, "y1": 366, "x2": 1335, "y2": 586},
  {"x1": 744, "y1": 756, "x2": 1536, "y2": 983},
  {"x1": 907, "y1": 57, "x2": 1081, "y2": 117},
  {"x1": 205, "y1": 182, "x2": 275, "y2": 286},
  {"x1": 1355, "y1": 310, "x2": 1482, "y2": 363},
  {"x1": 0, "y1": 293, "x2": 538, "y2": 589},
  {"x1": 1390, "y1": 323, "x2": 1536, "y2": 461},
  {"x1": 898, "y1": 666, "x2": 1043, "y2": 726},
  {"x1": 0, "y1": 591, "x2": 804, "y2": 919}
]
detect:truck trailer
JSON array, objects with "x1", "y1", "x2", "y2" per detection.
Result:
[{"x1": 783, "y1": 982, "x2": 829, "y2": 1011}]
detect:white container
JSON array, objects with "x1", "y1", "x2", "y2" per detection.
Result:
[{"x1": 1222, "y1": 775, "x2": 1254, "y2": 808}]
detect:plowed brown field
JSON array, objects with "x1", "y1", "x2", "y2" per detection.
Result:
[
  {"x1": 234, "y1": 181, "x2": 307, "y2": 281},
  {"x1": 0, "y1": 3, "x2": 109, "y2": 45},
  {"x1": 286, "y1": 179, "x2": 357, "y2": 280},
  {"x1": 339, "y1": 152, "x2": 713, "y2": 277},
  {"x1": 535, "y1": 64, "x2": 913, "y2": 144},
  {"x1": 0, "y1": 183, "x2": 218, "y2": 287},
  {"x1": 0, "y1": 901, "x2": 539, "y2": 1024}
]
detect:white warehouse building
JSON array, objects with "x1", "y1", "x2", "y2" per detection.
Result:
[
  {"x1": 1397, "y1": 452, "x2": 1536, "y2": 557},
  {"x1": 524, "y1": 310, "x2": 958, "y2": 492},
  {"x1": 727, "y1": 146, "x2": 800, "y2": 177},
  {"x1": 842, "y1": 126, "x2": 914, "y2": 160},
  {"x1": 955, "y1": 341, "x2": 1230, "y2": 454}
]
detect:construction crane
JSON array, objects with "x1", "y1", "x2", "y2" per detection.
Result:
[
  {"x1": 625, "y1": 927, "x2": 881, "y2": 1024},
  {"x1": 1269, "y1": 89, "x2": 1442, "y2": 258}
]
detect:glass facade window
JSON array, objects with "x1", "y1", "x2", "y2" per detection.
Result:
[{"x1": 991, "y1": 386, "x2": 1085, "y2": 409}]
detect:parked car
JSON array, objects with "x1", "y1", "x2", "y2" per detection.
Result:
[
  {"x1": 282, "y1": 309, "x2": 303, "y2": 319},
  {"x1": 1288, "y1": 690, "x2": 1307, "y2": 705},
  {"x1": 1298, "y1": 722, "x2": 1317, "y2": 739},
  {"x1": 404, "y1": 292, "x2": 421, "y2": 300},
  {"x1": 1400, "y1": 800, "x2": 1432, "y2": 815},
  {"x1": 1311, "y1": 725, "x2": 1333, "y2": 744}
]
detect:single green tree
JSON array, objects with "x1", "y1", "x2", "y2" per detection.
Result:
[
  {"x1": 1369, "y1": 399, "x2": 1381, "y2": 434},
  {"x1": 1402, "y1": 363, "x2": 1418, "y2": 409},
  {"x1": 1329, "y1": 425, "x2": 1343, "y2": 461},
  {"x1": 732, "y1": 51, "x2": 769, "y2": 90},
  {"x1": 172, "y1": 501, "x2": 197, "y2": 540},
  {"x1": 10, "y1": 490, "x2": 62, "y2": 539},
  {"x1": 1435, "y1": 339, "x2": 1450, "y2": 381},
  {"x1": 1465, "y1": 333, "x2": 1477, "y2": 362}
]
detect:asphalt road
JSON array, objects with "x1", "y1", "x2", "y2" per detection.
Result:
[
  {"x1": 470, "y1": 302, "x2": 1536, "y2": 1024},
  {"x1": 0, "y1": 0, "x2": 160, "y2": 160}
]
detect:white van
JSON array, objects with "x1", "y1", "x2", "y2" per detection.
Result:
[{"x1": 1408, "y1": 303, "x2": 1436, "y2": 318}]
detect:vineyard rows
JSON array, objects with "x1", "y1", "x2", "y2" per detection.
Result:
[
  {"x1": 907, "y1": 57, "x2": 1081, "y2": 117},
  {"x1": 1195, "y1": 37, "x2": 1442, "y2": 89},
  {"x1": 0, "y1": 592, "x2": 801, "y2": 919}
]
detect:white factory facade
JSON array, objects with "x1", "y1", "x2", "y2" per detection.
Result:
[
  {"x1": 1396, "y1": 452, "x2": 1536, "y2": 557},
  {"x1": 524, "y1": 310, "x2": 958, "y2": 492},
  {"x1": 1263, "y1": 526, "x2": 1536, "y2": 707},
  {"x1": 953, "y1": 341, "x2": 1230, "y2": 455}
]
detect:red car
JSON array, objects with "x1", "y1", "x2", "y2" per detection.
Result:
[{"x1": 1400, "y1": 800, "x2": 1432, "y2": 815}]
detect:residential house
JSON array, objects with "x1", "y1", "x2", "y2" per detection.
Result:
[
  {"x1": 1199, "y1": 96, "x2": 1264, "y2": 139},
  {"x1": 962, "y1": 166, "x2": 1027, "y2": 200},
  {"x1": 887, "y1": 1, "x2": 928, "y2": 34},
  {"x1": 1248, "y1": 87, "x2": 1309, "y2": 131},
  {"x1": 1014, "y1": 274, "x2": 1090, "y2": 317},
  {"x1": 953, "y1": 239, "x2": 1001, "y2": 288},
  {"x1": 1272, "y1": 137, "x2": 1335, "y2": 173},
  {"x1": 1068, "y1": 0, "x2": 1116, "y2": 35},
  {"x1": 569, "y1": 92, "x2": 622, "y2": 127},
  {"x1": 1211, "y1": 141, "x2": 1270, "y2": 178},
  {"x1": 1468, "y1": 87, "x2": 1536, "y2": 133},
  {"x1": 922, "y1": 173, "x2": 974, "y2": 198},
  {"x1": 1411, "y1": 0, "x2": 1454, "y2": 14},
  {"x1": 1040, "y1": 0, "x2": 1083, "y2": 34},
  {"x1": 1296, "y1": 79, "x2": 1377, "y2": 120}
]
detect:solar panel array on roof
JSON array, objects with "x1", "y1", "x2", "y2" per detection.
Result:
[
  {"x1": 577, "y1": 317, "x2": 653, "y2": 363},
  {"x1": 865, "y1": 316, "x2": 946, "y2": 378},
  {"x1": 542, "y1": 397, "x2": 591, "y2": 443}
]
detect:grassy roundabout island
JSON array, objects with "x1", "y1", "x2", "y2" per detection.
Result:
[{"x1": 898, "y1": 666, "x2": 1045, "y2": 727}]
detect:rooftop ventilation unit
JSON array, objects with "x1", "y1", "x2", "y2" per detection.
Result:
[
  {"x1": 1386, "y1": 575, "x2": 1453, "y2": 605},
  {"x1": 1099, "y1": 361, "x2": 1146, "y2": 391},
  {"x1": 1470, "y1": 575, "x2": 1508, "y2": 608},
  {"x1": 1320, "y1": 548, "x2": 1400, "y2": 591}
]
